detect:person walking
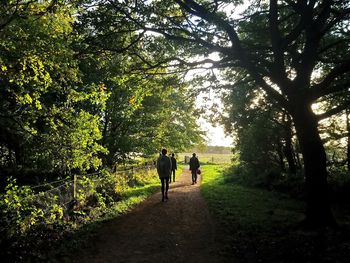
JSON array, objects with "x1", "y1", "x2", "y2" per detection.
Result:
[
  {"x1": 189, "y1": 153, "x2": 200, "y2": 185},
  {"x1": 157, "y1": 148, "x2": 172, "y2": 202},
  {"x1": 170, "y1": 153, "x2": 177, "y2": 183}
]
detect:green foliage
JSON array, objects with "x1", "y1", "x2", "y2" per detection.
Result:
[
  {"x1": 100, "y1": 72, "x2": 204, "y2": 163},
  {"x1": 0, "y1": 3, "x2": 207, "y2": 259},
  {"x1": 73, "y1": 1, "x2": 205, "y2": 164},
  {"x1": 223, "y1": 162, "x2": 306, "y2": 198},
  {"x1": 238, "y1": 115, "x2": 281, "y2": 169},
  {"x1": 0, "y1": 178, "x2": 37, "y2": 237},
  {"x1": 1, "y1": 0, "x2": 206, "y2": 176},
  {"x1": 0, "y1": 0, "x2": 108, "y2": 175},
  {"x1": 0, "y1": 167, "x2": 159, "y2": 261}
]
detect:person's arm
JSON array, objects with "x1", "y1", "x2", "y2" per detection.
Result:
[{"x1": 156, "y1": 157, "x2": 160, "y2": 175}]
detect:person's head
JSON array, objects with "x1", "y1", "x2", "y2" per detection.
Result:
[
  {"x1": 171, "y1": 153, "x2": 175, "y2": 157},
  {"x1": 192, "y1": 153, "x2": 196, "y2": 157},
  {"x1": 161, "y1": 148, "x2": 167, "y2": 155}
]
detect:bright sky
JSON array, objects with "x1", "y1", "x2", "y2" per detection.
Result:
[
  {"x1": 194, "y1": 83, "x2": 233, "y2": 147},
  {"x1": 199, "y1": 117, "x2": 233, "y2": 147}
]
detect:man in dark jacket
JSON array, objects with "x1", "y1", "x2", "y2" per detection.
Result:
[
  {"x1": 189, "y1": 153, "x2": 200, "y2": 185},
  {"x1": 157, "y1": 148, "x2": 172, "y2": 202},
  {"x1": 170, "y1": 153, "x2": 177, "y2": 183}
]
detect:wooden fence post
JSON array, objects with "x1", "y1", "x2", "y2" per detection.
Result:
[{"x1": 73, "y1": 174, "x2": 77, "y2": 199}]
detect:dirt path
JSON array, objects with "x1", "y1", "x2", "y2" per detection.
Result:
[{"x1": 72, "y1": 169, "x2": 221, "y2": 263}]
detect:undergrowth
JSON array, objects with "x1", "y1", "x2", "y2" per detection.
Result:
[{"x1": 0, "y1": 168, "x2": 159, "y2": 262}]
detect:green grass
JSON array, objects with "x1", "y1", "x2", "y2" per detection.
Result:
[
  {"x1": 113, "y1": 183, "x2": 159, "y2": 214},
  {"x1": 201, "y1": 165, "x2": 304, "y2": 228},
  {"x1": 200, "y1": 164, "x2": 350, "y2": 262}
]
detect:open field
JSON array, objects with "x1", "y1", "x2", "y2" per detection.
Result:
[{"x1": 177, "y1": 152, "x2": 233, "y2": 164}]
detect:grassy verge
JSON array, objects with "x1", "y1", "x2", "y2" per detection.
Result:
[
  {"x1": 48, "y1": 172, "x2": 161, "y2": 262},
  {"x1": 110, "y1": 182, "x2": 159, "y2": 215},
  {"x1": 200, "y1": 164, "x2": 350, "y2": 263}
]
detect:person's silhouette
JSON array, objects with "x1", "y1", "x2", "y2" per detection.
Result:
[
  {"x1": 170, "y1": 153, "x2": 177, "y2": 183},
  {"x1": 157, "y1": 148, "x2": 172, "y2": 201},
  {"x1": 189, "y1": 153, "x2": 200, "y2": 184}
]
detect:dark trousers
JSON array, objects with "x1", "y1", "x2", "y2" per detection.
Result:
[
  {"x1": 170, "y1": 170, "x2": 176, "y2": 182},
  {"x1": 191, "y1": 170, "x2": 197, "y2": 183},
  {"x1": 160, "y1": 177, "x2": 169, "y2": 198}
]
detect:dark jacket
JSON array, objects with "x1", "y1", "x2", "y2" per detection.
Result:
[
  {"x1": 171, "y1": 156, "x2": 177, "y2": 170},
  {"x1": 157, "y1": 155, "x2": 172, "y2": 178},
  {"x1": 189, "y1": 156, "x2": 200, "y2": 171}
]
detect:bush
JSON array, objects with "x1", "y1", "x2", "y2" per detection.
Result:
[
  {"x1": 0, "y1": 167, "x2": 159, "y2": 261},
  {"x1": 224, "y1": 164, "x2": 281, "y2": 188},
  {"x1": 328, "y1": 171, "x2": 350, "y2": 202},
  {"x1": 271, "y1": 172, "x2": 305, "y2": 199},
  {"x1": 224, "y1": 164, "x2": 305, "y2": 199}
]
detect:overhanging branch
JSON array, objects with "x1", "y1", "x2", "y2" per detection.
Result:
[
  {"x1": 316, "y1": 102, "x2": 350, "y2": 122},
  {"x1": 310, "y1": 61, "x2": 350, "y2": 100}
]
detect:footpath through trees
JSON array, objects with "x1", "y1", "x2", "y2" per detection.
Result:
[{"x1": 72, "y1": 169, "x2": 222, "y2": 263}]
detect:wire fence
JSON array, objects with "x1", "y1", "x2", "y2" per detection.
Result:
[
  {"x1": 27, "y1": 164, "x2": 156, "y2": 207},
  {"x1": 0, "y1": 164, "x2": 156, "y2": 236}
]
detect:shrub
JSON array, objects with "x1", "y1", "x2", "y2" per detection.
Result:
[
  {"x1": 0, "y1": 166, "x2": 158, "y2": 261},
  {"x1": 328, "y1": 171, "x2": 350, "y2": 202},
  {"x1": 224, "y1": 164, "x2": 305, "y2": 199}
]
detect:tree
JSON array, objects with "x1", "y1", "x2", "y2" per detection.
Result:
[
  {"x1": 74, "y1": 1, "x2": 205, "y2": 165},
  {"x1": 105, "y1": 0, "x2": 350, "y2": 227},
  {"x1": 100, "y1": 72, "x2": 204, "y2": 164},
  {"x1": 221, "y1": 81, "x2": 298, "y2": 176},
  {"x1": 0, "y1": 0, "x2": 108, "y2": 176}
]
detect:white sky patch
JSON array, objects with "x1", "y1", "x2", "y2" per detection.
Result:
[
  {"x1": 199, "y1": 116, "x2": 233, "y2": 146},
  {"x1": 193, "y1": 79, "x2": 233, "y2": 147}
]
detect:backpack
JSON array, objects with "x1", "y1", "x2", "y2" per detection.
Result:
[{"x1": 158, "y1": 155, "x2": 170, "y2": 174}]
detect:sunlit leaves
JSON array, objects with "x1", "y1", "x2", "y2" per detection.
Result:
[{"x1": 0, "y1": 0, "x2": 107, "y2": 173}]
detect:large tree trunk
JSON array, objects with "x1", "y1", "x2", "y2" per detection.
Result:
[{"x1": 291, "y1": 102, "x2": 336, "y2": 227}]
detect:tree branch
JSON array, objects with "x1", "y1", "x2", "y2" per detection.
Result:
[
  {"x1": 316, "y1": 102, "x2": 350, "y2": 122},
  {"x1": 310, "y1": 61, "x2": 350, "y2": 100},
  {"x1": 173, "y1": 0, "x2": 290, "y2": 110}
]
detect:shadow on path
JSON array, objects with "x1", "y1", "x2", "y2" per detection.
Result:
[{"x1": 72, "y1": 169, "x2": 221, "y2": 263}]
